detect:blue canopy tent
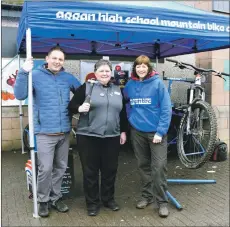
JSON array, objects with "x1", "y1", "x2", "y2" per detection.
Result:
[
  {"x1": 16, "y1": 0, "x2": 229, "y2": 218},
  {"x1": 17, "y1": 1, "x2": 230, "y2": 58}
]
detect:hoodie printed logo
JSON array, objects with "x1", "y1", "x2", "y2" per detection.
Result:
[
  {"x1": 114, "y1": 91, "x2": 121, "y2": 95},
  {"x1": 130, "y1": 98, "x2": 151, "y2": 105}
]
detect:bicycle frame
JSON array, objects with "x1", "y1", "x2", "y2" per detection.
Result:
[
  {"x1": 163, "y1": 72, "x2": 206, "y2": 136},
  {"x1": 187, "y1": 73, "x2": 206, "y2": 135},
  {"x1": 163, "y1": 74, "x2": 189, "y2": 149}
]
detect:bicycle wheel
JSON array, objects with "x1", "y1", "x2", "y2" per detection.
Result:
[
  {"x1": 23, "y1": 124, "x2": 30, "y2": 151},
  {"x1": 177, "y1": 100, "x2": 217, "y2": 169}
]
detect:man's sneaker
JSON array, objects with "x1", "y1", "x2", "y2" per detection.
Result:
[
  {"x1": 158, "y1": 204, "x2": 169, "y2": 218},
  {"x1": 136, "y1": 198, "x2": 153, "y2": 209},
  {"x1": 51, "y1": 199, "x2": 69, "y2": 213},
  {"x1": 39, "y1": 202, "x2": 49, "y2": 217}
]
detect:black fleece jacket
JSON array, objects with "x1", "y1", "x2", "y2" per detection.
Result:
[{"x1": 68, "y1": 83, "x2": 129, "y2": 133}]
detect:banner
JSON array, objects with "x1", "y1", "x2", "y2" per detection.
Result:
[
  {"x1": 1, "y1": 59, "x2": 44, "y2": 106},
  {"x1": 80, "y1": 60, "x2": 133, "y2": 84}
]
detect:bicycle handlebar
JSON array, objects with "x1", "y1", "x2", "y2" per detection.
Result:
[
  {"x1": 163, "y1": 75, "x2": 195, "y2": 83},
  {"x1": 221, "y1": 72, "x2": 230, "y2": 76},
  {"x1": 166, "y1": 59, "x2": 178, "y2": 64},
  {"x1": 166, "y1": 58, "x2": 230, "y2": 77}
]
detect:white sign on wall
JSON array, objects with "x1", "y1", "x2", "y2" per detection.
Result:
[
  {"x1": 1, "y1": 59, "x2": 45, "y2": 106},
  {"x1": 1, "y1": 58, "x2": 25, "y2": 106},
  {"x1": 80, "y1": 60, "x2": 133, "y2": 84}
]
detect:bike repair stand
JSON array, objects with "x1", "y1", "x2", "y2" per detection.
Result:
[{"x1": 166, "y1": 179, "x2": 216, "y2": 210}]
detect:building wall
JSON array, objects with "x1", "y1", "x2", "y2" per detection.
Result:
[
  {"x1": 211, "y1": 49, "x2": 230, "y2": 148},
  {"x1": 2, "y1": 106, "x2": 28, "y2": 151},
  {"x1": 193, "y1": 1, "x2": 230, "y2": 149}
]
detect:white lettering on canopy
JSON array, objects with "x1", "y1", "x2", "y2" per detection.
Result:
[
  {"x1": 55, "y1": 11, "x2": 228, "y2": 33},
  {"x1": 56, "y1": 11, "x2": 96, "y2": 21}
]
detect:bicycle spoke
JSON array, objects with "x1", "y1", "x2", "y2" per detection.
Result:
[{"x1": 177, "y1": 101, "x2": 217, "y2": 168}]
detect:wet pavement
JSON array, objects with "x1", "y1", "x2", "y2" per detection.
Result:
[{"x1": 1, "y1": 148, "x2": 229, "y2": 226}]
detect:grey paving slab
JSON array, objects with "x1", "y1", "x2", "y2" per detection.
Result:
[{"x1": 1, "y1": 149, "x2": 229, "y2": 227}]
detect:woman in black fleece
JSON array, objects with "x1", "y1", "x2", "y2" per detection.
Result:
[{"x1": 68, "y1": 59, "x2": 128, "y2": 216}]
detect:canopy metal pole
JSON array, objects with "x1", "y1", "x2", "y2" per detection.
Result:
[
  {"x1": 26, "y1": 28, "x2": 39, "y2": 218},
  {"x1": 154, "y1": 41, "x2": 159, "y2": 72},
  {"x1": 1, "y1": 55, "x2": 25, "y2": 154},
  {"x1": 18, "y1": 55, "x2": 26, "y2": 154},
  {"x1": 1, "y1": 54, "x2": 18, "y2": 71},
  {"x1": 155, "y1": 55, "x2": 158, "y2": 71}
]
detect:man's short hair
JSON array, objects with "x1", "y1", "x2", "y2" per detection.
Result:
[{"x1": 47, "y1": 45, "x2": 66, "y2": 58}]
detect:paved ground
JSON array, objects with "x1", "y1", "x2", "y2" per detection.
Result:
[{"x1": 1, "y1": 147, "x2": 229, "y2": 227}]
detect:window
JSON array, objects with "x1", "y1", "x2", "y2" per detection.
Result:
[{"x1": 212, "y1": 0, "x2": 230, "y2": 14}]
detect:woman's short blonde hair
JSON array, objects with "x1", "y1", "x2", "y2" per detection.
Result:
[{"x1": 132, "y1": 55, "x2": 153, "y2": 79}]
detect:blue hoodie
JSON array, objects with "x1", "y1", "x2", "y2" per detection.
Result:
[
  {"x1": 14, "y1": 65, "x2": 81, "y2": 134},
  {"x1": 123, "y1": 73, "x2": 172, "y2": 137}
]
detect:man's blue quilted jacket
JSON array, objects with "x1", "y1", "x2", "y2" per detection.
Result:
[{"x1": 14, "y1": 65, "x2": 81, "y2": 134}]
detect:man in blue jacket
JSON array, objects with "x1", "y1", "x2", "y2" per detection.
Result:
[{"x1": 14, "y1": 46, "x2": 81, "y2": 217}]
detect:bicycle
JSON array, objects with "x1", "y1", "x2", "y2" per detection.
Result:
[{"x1": 164, "y1": 58, "x2": 229, "y2": 169}]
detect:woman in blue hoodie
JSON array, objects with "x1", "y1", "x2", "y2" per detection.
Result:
[{"x1": 123, "y1": 55, "x2": 172, "y2": 218}]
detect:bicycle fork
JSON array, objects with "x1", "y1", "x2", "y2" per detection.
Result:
[
  {"x1": 186, "y1": 89, "x2": 194, "y2": 135},
  {"x1": 186, "y1": 74, "x2": 205, "y2": 135}
]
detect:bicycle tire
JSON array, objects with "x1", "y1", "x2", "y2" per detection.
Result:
[
  {"x1": 23, "y1": 124, "x2": 30, "y2": 151},
  {"x1": 177, "y1": 100, "x2": 217, "y2": 169}
]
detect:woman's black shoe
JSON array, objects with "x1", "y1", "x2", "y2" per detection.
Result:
[
  {"x1": 103, "y1": 200, "x2": 120, "y2": 211},
  {"x1": 87, "y1": 205, "x2": 100, "y2": 216}
]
